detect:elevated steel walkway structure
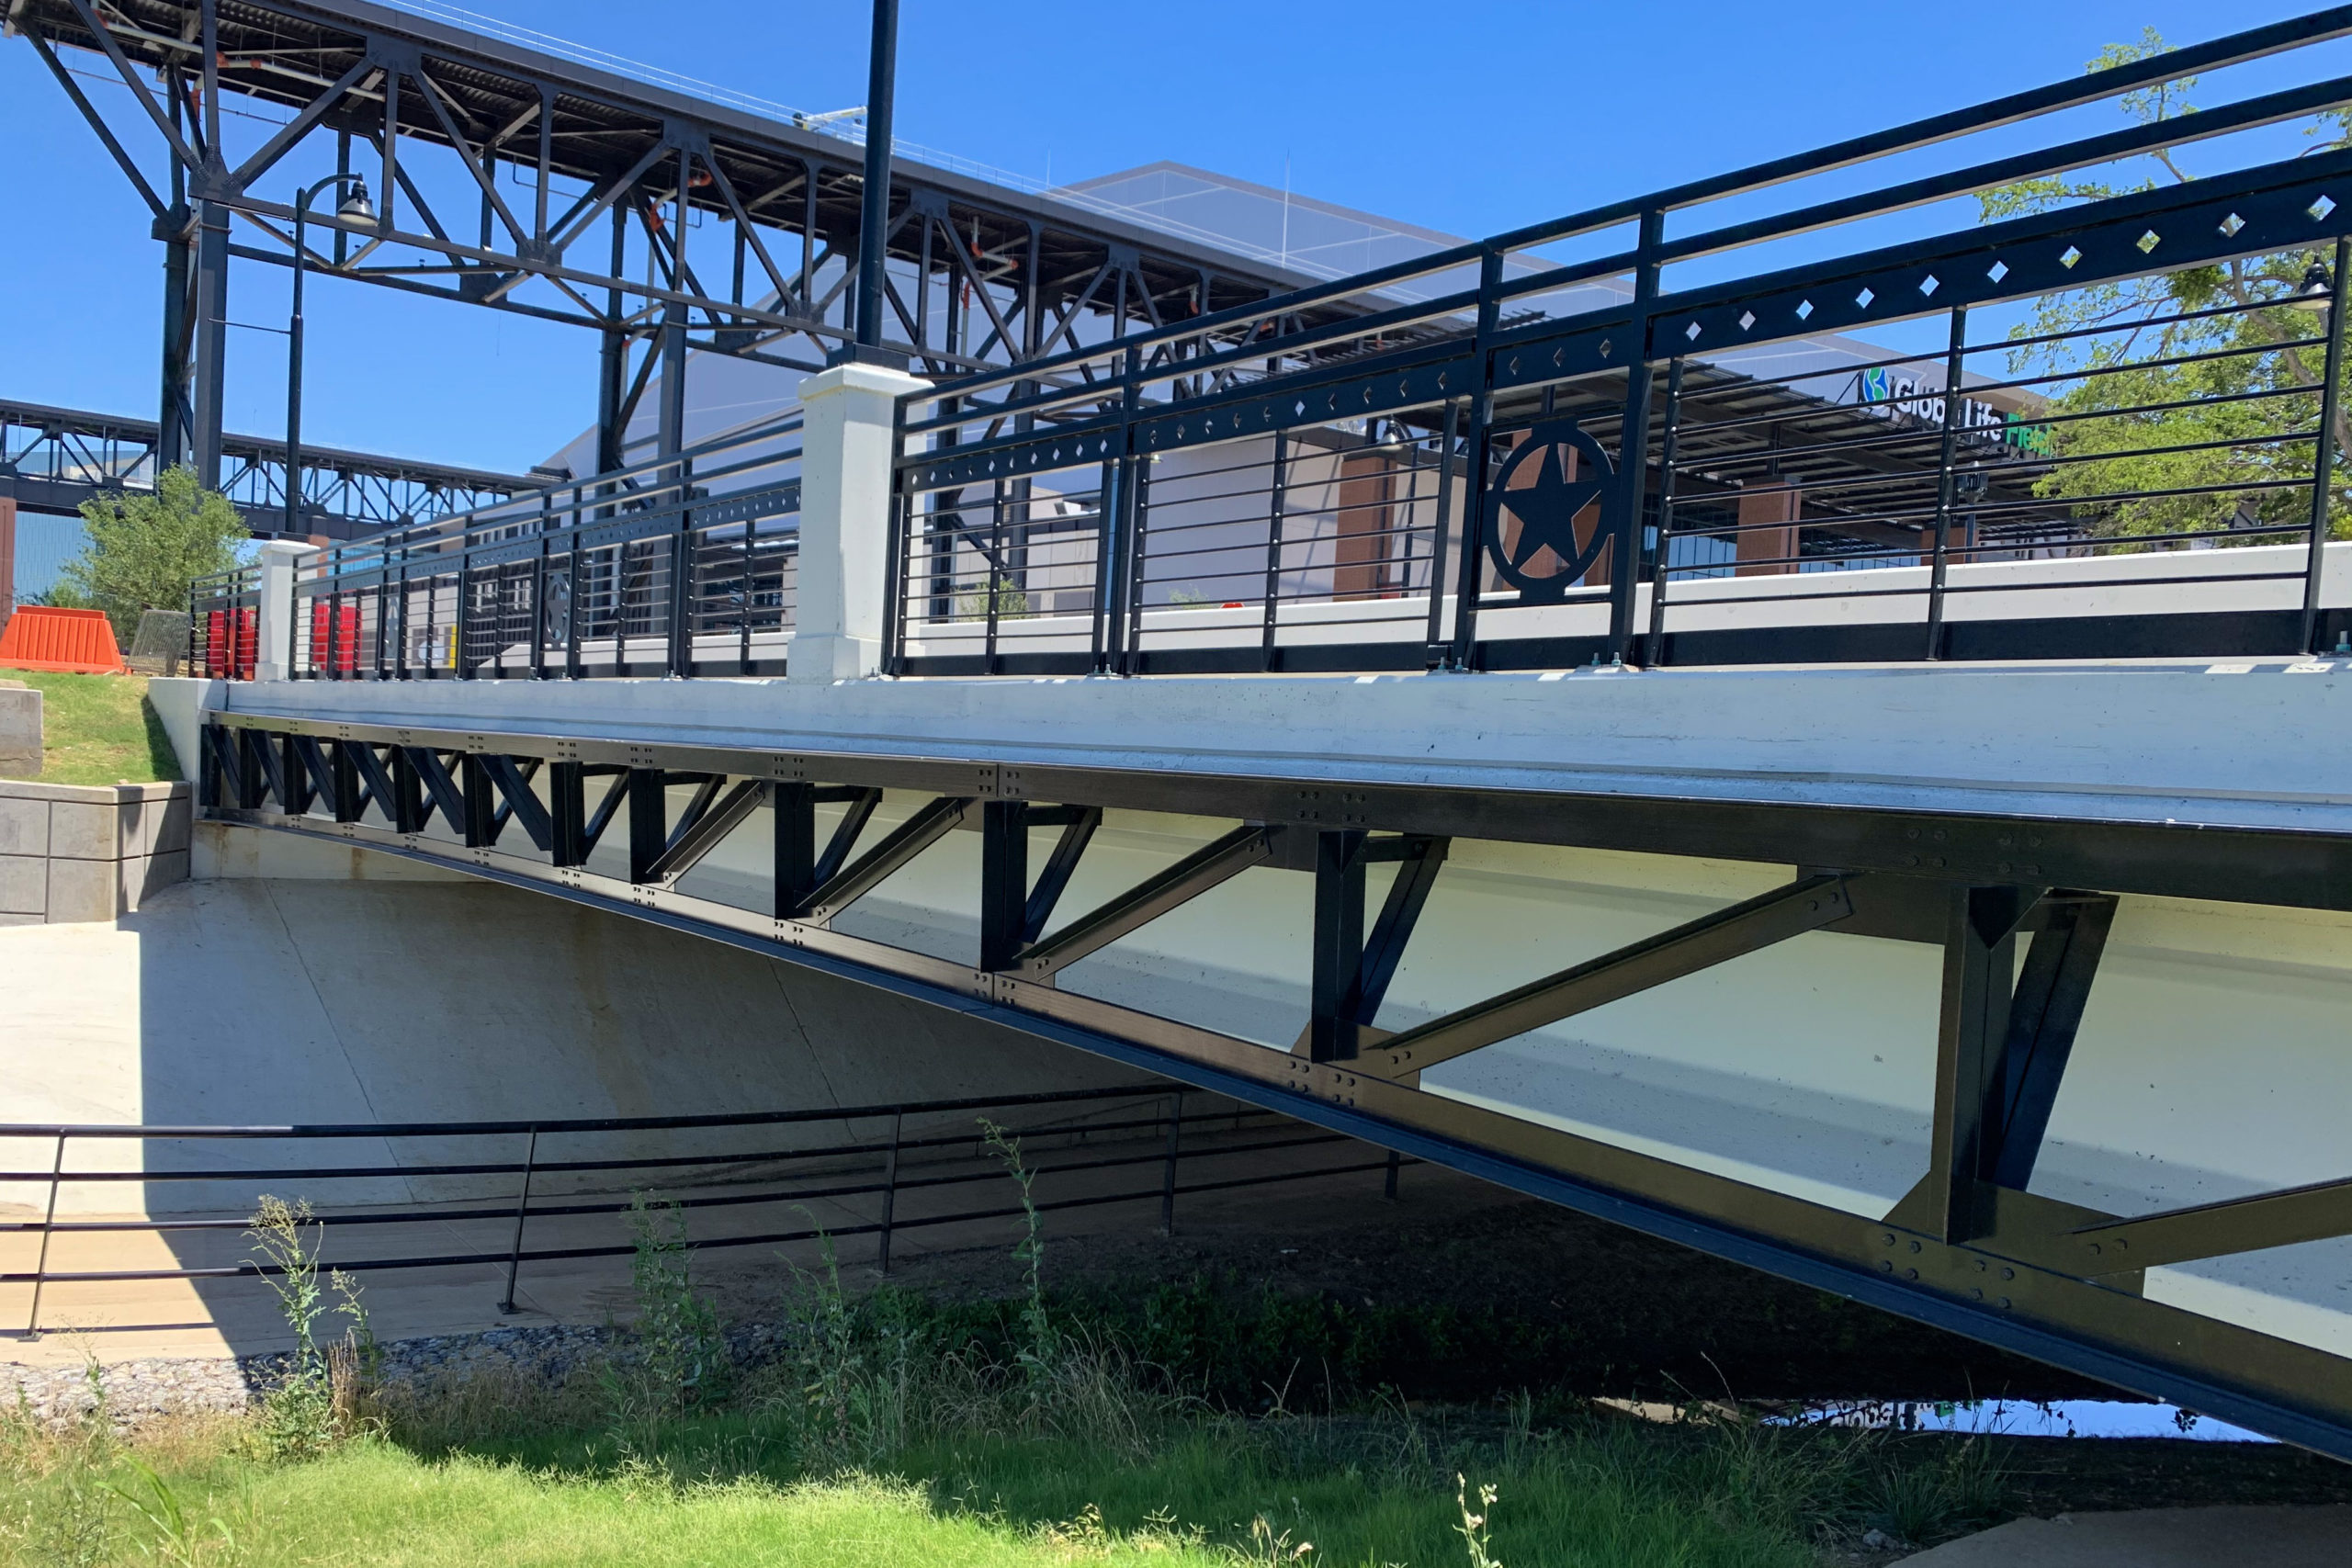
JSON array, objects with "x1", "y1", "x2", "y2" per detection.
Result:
[
  {"x1": 5, "y1": 0, "x2": 1333, "y2": 499},
  {"x1": 107, "y1": 6, "x2": 2352, "y2": 1462},
  {"x1": 0, "y1": 395, "x2": 540, "y2": 541}
]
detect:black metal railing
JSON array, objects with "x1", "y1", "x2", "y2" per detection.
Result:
[
  {"x1": 1, "y1": 1084, "x2": 1405, "y2": 1336},
  {"x1": 889, "y1": 11, "x2": 2352, "y2": 675},
  {"x1": 275, "y1": 410, "x2": 804, "y2": 681}
]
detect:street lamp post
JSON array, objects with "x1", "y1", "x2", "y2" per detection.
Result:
[
  {"x1": 286, "y1": 174, "x2": 373, "y2": 536},
  {"x1": 846, "y1": 0, "x2": 899, "y2": 363}
]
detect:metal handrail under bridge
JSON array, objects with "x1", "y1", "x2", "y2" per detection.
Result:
[{"x1": 3, "y1": 1085, "x2": 1399, "y2": 1338}]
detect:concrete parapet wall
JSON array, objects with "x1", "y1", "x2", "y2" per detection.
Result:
[
  {"x1": 0, "y1": 778, "x2": 189, "y2": 925},
  {"x1": 0, "y1": 683, "x2": 38, "y2": 779}
]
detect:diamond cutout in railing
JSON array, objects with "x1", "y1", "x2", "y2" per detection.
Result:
[
  {"x1": 2059, "y1": 245, "x2": 2083, "y2": 269},
  {"x1": 1294, "y1": 400, "x2": 1306, "y2": 417},
  {"x1": 1854, "y1": 286, "x2": 1875, "y2": 309},
  {"x1": 1738, "y1": 310, "x2": 1758, "y2": 331},
  {"x1": 1598, "y1": 338, "x2": 1613, "y2": 359},
  {"x1": 2312, "y1": 194, "x2": 2339, "y2": 223},
  {"x1": 1918, "y1": 275, "x2": 1939, "y2": 297},
  {"x1": 1987, "y1": 260, "x2": 2009, "y2": 284},
  {"x1": 2218, "y1": 212, "x2": 2245, "y2": 238},
  {"x1": 2136, "y1": 230, "x2": 2161, "y2": 254},
  {"x1": 1795, "y1": 299, "x2": 1815, "y2": 320},
  {"x1": 1685, "y1": 321, "x2": 1703, "y2": 341},
  {"x1": 1436, "y1": 371, "x2": 1449, "y2": 391}
]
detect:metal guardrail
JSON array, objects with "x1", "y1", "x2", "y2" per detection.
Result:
[
  {"x1": 1, "y1": 1084, "x2": 1402, "y2": 1336},
  {"x1": 276, "y1": 411, "x2": 805, "y2": 681},
  {"x1": 888, "y1": 11, "x2": 2352, "y2": 675}
]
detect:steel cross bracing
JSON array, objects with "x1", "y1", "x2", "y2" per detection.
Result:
[
  {"x1": 890, "y1": 9, "x2": 2352, "y2": 678},
  {"x1": 0, "y1": 395, "x2": 537, "y2": 539},
  {"x1": 6, "y1": 0, "x2": 1327, "y2": 491},
  {"x1": 194, "y1": 708, "x2": 2352, "y2": 1458}
]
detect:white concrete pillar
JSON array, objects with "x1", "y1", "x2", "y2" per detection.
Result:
[
  {"x1": 791, "y1": 361, "x2": 927, "y2": 683},
  {"x1": 252, "y1": 538, "x2": 311, "y2": 682}
]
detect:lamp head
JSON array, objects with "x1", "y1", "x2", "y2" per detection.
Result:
[
  {"x1": 336, "y1": 179, "x2": 375, "y2": 223},
  {"x1": 2292, "y1": 256, "x2": 2335, "y2": 312}
]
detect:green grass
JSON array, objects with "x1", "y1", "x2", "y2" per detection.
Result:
[
  {"x1": 0, "y1": 670, "x2": 179, "y2": 784},
  {"x1": 4, "y1": 1405, "x2": 1862, "y2": 1568},
  {"x1": 0, "y1": 1162, "x2": 2011, "y2": 1565}
]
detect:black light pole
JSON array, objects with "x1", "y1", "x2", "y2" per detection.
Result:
[
  {"x1": 847, "y1": 0, "x2": 899, "y2": 362},
  {"x1": 286, "y1": 173, "x2": 372, "y2": 536}
]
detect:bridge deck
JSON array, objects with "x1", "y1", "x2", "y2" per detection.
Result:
[{"x1": 194, "y1": 659, "x2": 2352, "y2": 840}]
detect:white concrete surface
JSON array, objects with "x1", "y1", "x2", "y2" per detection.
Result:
[
  {"x1": 209, "y1": 657, "x2": 2352, "y2": 834},
  {"x1": 792, "y1": 362, "x2": 928, "y2": 682},
  {"x1": 0, "y1": 857, "x2": 1140, "y2": 1222},
  {"x1": 145, "y1": 676, "x2": 217, "y2": 784},
  {"x1": 1905, "y1": 1506, "x2": 2352, "y2": 1565}
]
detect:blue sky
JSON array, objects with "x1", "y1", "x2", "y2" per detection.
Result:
[{"x1": 0, "y1": 0, "x2": 2332, "y2": 475}]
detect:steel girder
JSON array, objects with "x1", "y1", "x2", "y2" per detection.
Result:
[{"x1": 195, "y1": 709, "x2": 2352, "y2": 1458}]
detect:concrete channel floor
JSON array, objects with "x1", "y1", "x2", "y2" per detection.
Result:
[{"x1": 1901, "y1": 1504, "x2": 2352, "y2": 1565}]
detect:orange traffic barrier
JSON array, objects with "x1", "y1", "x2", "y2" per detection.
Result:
[{"x1": 0, "y1": 606, "x2": 125, "y2": 674}]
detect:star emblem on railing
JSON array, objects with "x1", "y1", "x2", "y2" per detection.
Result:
[{"x1": 1484, "y1": 421, "x2": 1618, "y2": 603}]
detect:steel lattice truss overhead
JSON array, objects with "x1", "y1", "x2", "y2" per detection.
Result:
[
  {"x1": 0, "y1": 395, "x2": 536, "y2": 537},
  {"x1": 5, "y1": 0, "x2": 1327, "y2": 491}
]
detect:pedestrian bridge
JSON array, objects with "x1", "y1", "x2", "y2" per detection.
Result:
[{"x1": 154, "y1": 10, "x2": 2352, "y2": 1458}]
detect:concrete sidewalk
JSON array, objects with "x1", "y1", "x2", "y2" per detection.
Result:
[{"x1": 1906, "y1": 1506, "x2": 2352, "y2": 1565}]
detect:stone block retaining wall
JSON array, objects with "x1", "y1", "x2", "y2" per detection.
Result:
[{"x1": 0, "y1": 779, "x2": 190, "y2": 924}]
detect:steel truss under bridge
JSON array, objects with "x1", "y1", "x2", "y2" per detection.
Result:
[
  {"x1": 4, "y1": 0, "x2": 1329, "y2": 496},
  {"x1": 195, "y1": 707, "x2": 2352, "y2": 1460},
  {"x1": 0, "y1": 395, "x2": 539, "y2": 540}
]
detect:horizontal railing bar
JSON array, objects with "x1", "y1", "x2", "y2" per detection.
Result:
[
  {"x1": 0, "y1": 1083, "x2": 1168, "y2": 1141},
  {"x1": 3, "y1": 1159, "x2": 1408, "y2": 1285}
]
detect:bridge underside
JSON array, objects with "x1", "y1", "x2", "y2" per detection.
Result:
[{"x1": 171, "y1": 663, "x2": 2352, "y2": 1457}]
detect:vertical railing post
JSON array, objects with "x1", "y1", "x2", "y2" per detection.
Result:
[
  {"x1": 877, "y1": 1111, "x2": 903, "y2": 1274},
  {"x1": 1926, "y1": 304, "x2": 1971, "y2": 660},
  {"x1": 454, "y1": 538, "x2": 474, "y2": 679},
  {"x1": 498, "y1": 1126, "x2": 537, "y2": 1315},
  {"x1": 2301, "y1": 233, "x2": 2351, "y2": 654},
  {"x1": 1452, "y1": 248, "x2": 1506, "y2": 671},
  {"x1": 1384, "y1": 1147, "x2": 1401, "y2": 1201},
  {"x1": 1611, "y1": 209, "x2": 1665, "y2": 664},
  {"x1": 1260, "y1": 429, "x2": 1290, "y2": 668},
  {"x1": 740, "y1": 515, "x2": 756, "y2": 675},
  {"x1": 1644, "y1": 358, "x2": 1688, "y2": 666},
  {"x1": 984, "y1": 479, "x2": 1007, "y2": 670},
  {"x1": 1159, "y1": 1091, "x2": 1183, "y2": 1236},
  {"x1": 1422, "y1": 400, "x2": 1461, "y2": 666},
  {"x1": 25, "y1": 1134, "x2": 66, "y2": 1337}
]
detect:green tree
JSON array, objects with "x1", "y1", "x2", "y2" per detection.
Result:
[
  {"x1": 63, "y1": 466, "x2": 250, "y2": 641},
  {"x1": 1982, "y1": 28, "x2": 2352, "y2": 542}
]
